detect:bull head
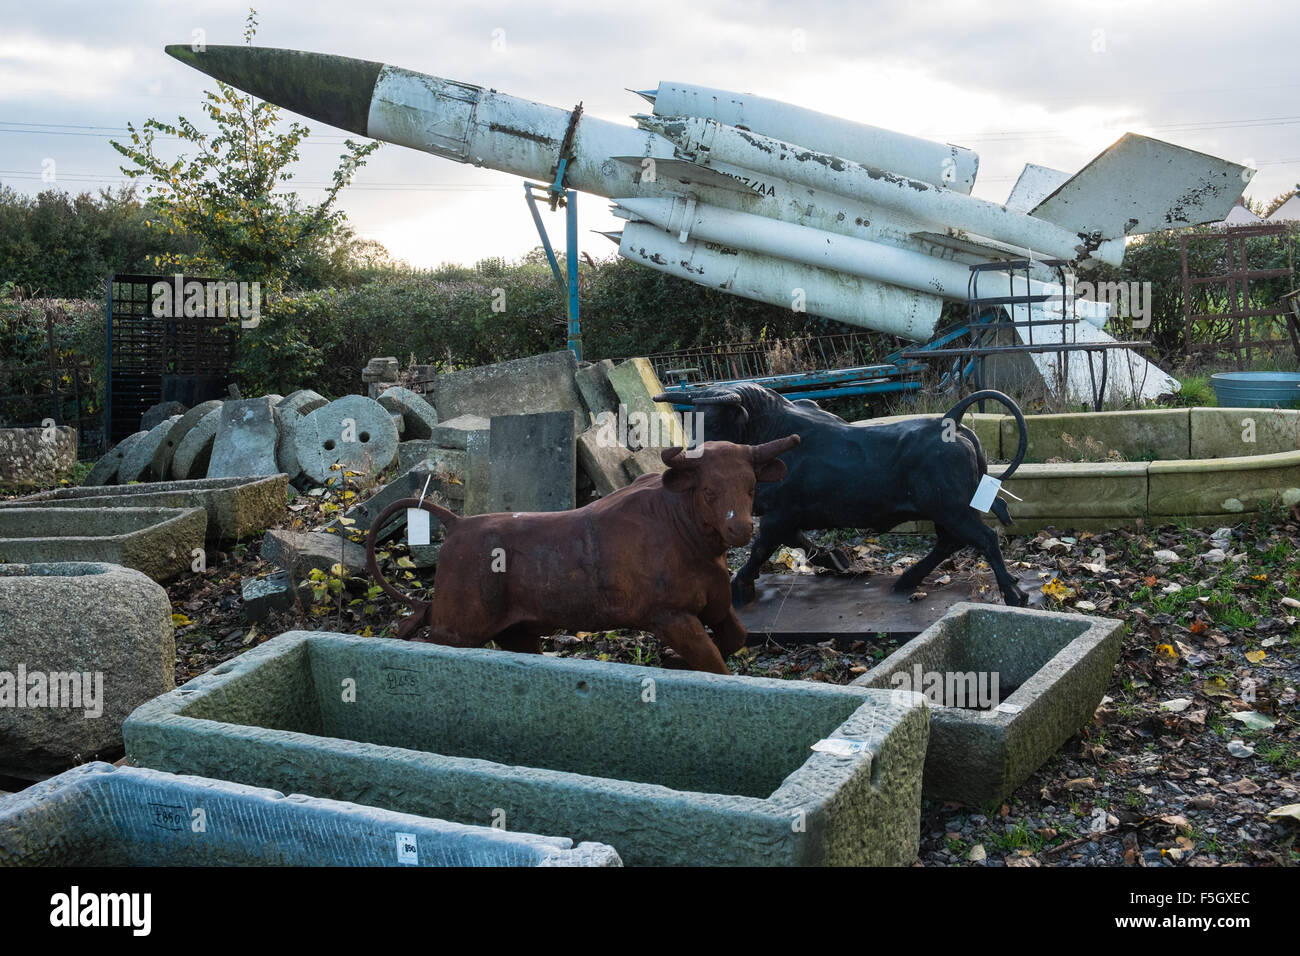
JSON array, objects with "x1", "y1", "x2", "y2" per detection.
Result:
[
  {"x1": 654, "y1": 387, "x2": 749, "y2": 445},
  {"x1": 660, "y1": 436, "x2": 800, "y2": 549}
]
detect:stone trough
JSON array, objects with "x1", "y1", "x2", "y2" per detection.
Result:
[
  {"x1": 853, "y1": 603, "x2": 1123, "y2": 807},
  {"x1": 124, "y1": 631, "x2": 930, "y2": 866},
  {"x1": 864, "y1": 407, "x2": 1300, "y2": 531},
  {"x1": 0, "y1": 762, "x2": 620, "y2": 866},
  {"x1": 0, "y1": 474, "x2": 287, "y2": 543},
  {"x1": 0, "y1": 506, "x2": 206, "y2": 581}
]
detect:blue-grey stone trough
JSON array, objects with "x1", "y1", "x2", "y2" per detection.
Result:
[
  {"x1": 852, "y1": 602, "x2": 1123, "y2": 807},
  {"x1": 124, "y1": 631, "x2": 930, "y2": 866},
  {"x1": 0, "y1": 762, "x2": 620, "y2": 866}
]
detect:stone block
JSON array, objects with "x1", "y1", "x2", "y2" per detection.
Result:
[
  {"x1": 487, "y1": 412, "x2": 579, "y2": 513},
  {"x1": 1190, "y1": 407, "x2": 1300, "y2": 459},
  {"x1": 170, "y1": 406, "x2": 222, "y2": 480},
  {"x1": 433, "y1": 351, "x2": 585, "y2": 421},
  {"x1": 606, "y1": 358, "x2": 684, "y2": 448},
  {"x1": 1147, "y1": 450, "x2": 1300, "y2": 519},
  {"x1": 150, "y1": 399, "x2": 222, "y2": 482},
  {"x1": 261, "y1": 528, "x2": 369, "y2": 583},
  {"x1": 378, "y1": 386, "x2": 440, "y2": 440},
  {"x1": 0, "y1": 506, "x2": 207, "y2": 582},
  {"x1": 0, "y1": 475, "x2": 288, "y2": 543},
  {"x1": 1000, "y1": 462, "x2": 1150, "y2": 523},
  {"x1": 293, "y1": 395, "x2": 399, "y2": 485},
  {"x1": 241, "y1": 570, "x2": 311, "y2": 622},
  {"x1": 462, "y1": 429, "x2": 492, "y2": 517},
  {"x1": 124, "y1": 631, "x2": 929, "y2": 866},
  {"x1": 1004, "y1": 408, "x2": 1190, "y2": 464},
  {"x1": 574, "y1": 359, "x2": 619, "y2": 420},
  {"x1": 854, "y1": 602, "x2": 1122, "y2": 807},
  {"x1": 430, "y1": 414, "x2": 489, "y2": 450},
  {"x1": 623, "y1": 446, "x2": 668, "y2": 480},
  {"x1": 0, "y1": 762, "x2": 620, "y2": 866},
  {"x1": 576, "y1": 426, "x2": 633, "y2": 496},
  {"x1": 208, "y1": 397, "x2": 280, "y2": 479},
  {"x1": 0, "y1": 426, "x2": 77, "y2": 487},
  {"x1": 0, "y1": 562, "x2": 174, "y2": 774}
]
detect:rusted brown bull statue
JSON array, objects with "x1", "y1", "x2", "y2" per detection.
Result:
[{"x1": 365, "y1": 436, "x2": 800, "y2": 673}]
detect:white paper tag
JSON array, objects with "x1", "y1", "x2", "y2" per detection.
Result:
[
  {"x1": 811, "y1": 737, "x2": 870, "y2": 757},
  {"x1": 396, "y1": 832, "x2": 419, "y2": 865},
  {"x1": 969, "y1": 474, "x2": 1001, "y2": 512},
  {"x1": 407, "y1": 508, "x2": 431, "y2": 546}
]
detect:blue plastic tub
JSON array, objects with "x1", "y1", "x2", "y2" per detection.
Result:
[{"x1": 1210, "y1": 372, "x2": 1300, "y2": 408}]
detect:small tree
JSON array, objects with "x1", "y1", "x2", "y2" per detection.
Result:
[{"x1": 110, "y1": 9, "x2": 380, "y2": 289}]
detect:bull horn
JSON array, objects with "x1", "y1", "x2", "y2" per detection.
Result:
[
  {"x1": 653, "y1": 391, "x2": 691, "y2": 404},
  {"x1": 660, "y1": 445, "x2": 701, "y2": 468},
  {"x1": 689, "y1": 393, "x2": 744, "y2": 406},
  {"x1": 751, "y1": 434, "x2": 801, "y2": 462}
]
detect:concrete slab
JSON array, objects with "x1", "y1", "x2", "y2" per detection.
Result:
[
  {"x1": 0, "y1": 427, "x2": 77, "y2": 488},
  {"x1": 150, "y1": 400, "x2": 222, "y2": 481},
  {"x1": 0, "y1": 562, "x2": 174, "y2": 775},
  {"x1": 0, "y1": 507, "x2": 207, "y2": 582},
  {"x1": 124, "y1": 631, "x2": 930, "y2": 866},
  {"x1": 576, "y1": 425, "x2": 633, "y2": 497},
  {"x1": 1148, "y1": 449, "x2": 1300, "y2": 518},
  {"x1": 739, "y1": 570, "x2": 1050, "y2": 643},
  {"x1": 208, "y1": 397, "x2": 279, "y2": 479},
  {"x1": 606, "y1": 358, "x2": 685, "y2": 448},
  {"x1": 0, "y1": 475, "x2": 287, "y2": 543},
  {"x1": 574, "y1": 359, "x2": 619, "y2": 420},
  {"x1": 433, "y1": 351, "x2": 585, "y2": 421},
  {"x1": 170, "y1": 406, "x2": 222, "y2": 480},
  {"x1": 488, "y1": 411, "x2": 580, "y2": 513},
  {"x1": 463, "y1": 429, "x2": 491, "y2": 516},
  {"x1": 84, "y1": 429, "x2": 146, "y2": 487},
  {"x1": 1190, "y1": 407, "x2": 1300, "y2": 458},
  {"x1": 1003, "y1": 408, "x2": 1190, "y2": 463},
  {"x1": 0, "y1": 762, "x2": 620, "y2": 866},
  {"x1": 293, "y1": 395, "x2": 400, "y2": 485},
  {"x1": 853, "y1": 602, "x2": 1123, "y2": 807},
  {"x1": 378, "y1": 386, "x2": 439, "y2": 439}
]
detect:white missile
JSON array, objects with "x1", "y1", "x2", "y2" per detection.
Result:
[
  {"x1": 616, "y1": 221, "x2": 944, "y2": 340},
  {"x1": 644, "y1": 82, "x2": 980, "y2": 194}
]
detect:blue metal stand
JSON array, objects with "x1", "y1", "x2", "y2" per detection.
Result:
[{"x1": 524, "y1": 177, "x2": 581, "y2": 361}]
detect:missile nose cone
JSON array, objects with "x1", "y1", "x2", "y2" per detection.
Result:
[{"x1": 163, "y1": 44, "x2": 385, "y2": 137}]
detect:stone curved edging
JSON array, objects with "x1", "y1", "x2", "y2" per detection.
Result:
[{"x1": 858, "y1": 407, "x2": 1300, "y2": 531}]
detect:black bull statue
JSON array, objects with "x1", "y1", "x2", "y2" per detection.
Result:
[{"x1": 655, "y1": 384, "x2": 1030, "y2": 608}]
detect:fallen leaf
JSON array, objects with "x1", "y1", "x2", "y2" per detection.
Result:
[
  {"x1": 1245, "y1": 650, "x2": 1267, "y2": 664},
  {"x1": 1266, "y1": 804, "x2": 1300, "y2": 824},
  {"x1": 1155, "y1": 644, "x2": 1178, "y2": 661},
  {"x1": 1220, "y1": 778, "x2": 1261, "y2": 795},
  {"x1": 1189, "y1": 619, "x2": 1209, "y2": 635},
  {"x1": 1161, "y1": 698, "x2": 1193, "y2": 713},
  {"x1": 1065, "y1": 777, "x2": 1096, "y2": 791}
]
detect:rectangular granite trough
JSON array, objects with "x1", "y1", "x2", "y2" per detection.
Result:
[
  {"x1": 0, "y1": 762, "x2": 620, "y2": 866},
  {"x1": 0, "y1": 474, "x2": 287, "y2": 542},
  {"x1": 0, "y1": 506, "x2": 207, "y2": 582},
  {"x1": 853, "y1": 603, "x2": 1122, "y2": 808},
  {"x1": 124, "y1": 631, "x2": 930, "y2": 866}
]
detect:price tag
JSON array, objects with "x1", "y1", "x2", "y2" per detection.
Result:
[
  {"x1": 396, "y1": 832, "x2": 419, "y2": 865},
  {"x1": 969, "y1": 474, "x2": 1001, "y2": 512},
  {"x1": 811, "y1": 737, "x2": 870, "y2": 757},
  {"x1": 407, "y1": 508, "x2": 430, "y2": 546}
]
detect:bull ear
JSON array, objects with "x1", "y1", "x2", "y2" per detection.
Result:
[
  {"x1": 754, "y1": 459, "x2": 788, "y2": 483},
  {"x1": 662, "y1": 467, "x2": 697, "y2": 493}
]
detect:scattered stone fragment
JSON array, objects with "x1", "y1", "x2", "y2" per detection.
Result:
[
  {"x1": 1152, "y1": 549, "x2": 1179, "y2": 563},
  {"x1": 261, "y1": 528, "x2": 369, "y2": 582},
  {"x1": 241, "y1": 570, "x2": 310, "y2": 622},
  {"x1": 430, "y1": 414, "x2": 489, "y2": 450}
]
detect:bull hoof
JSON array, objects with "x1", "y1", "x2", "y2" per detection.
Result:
[
  {"x1": 731, "y1": 576, "x2": 757, "y2": 609},
  {"x1": 1004, "y1": 588, "x2": 1030, "y2": 607}
]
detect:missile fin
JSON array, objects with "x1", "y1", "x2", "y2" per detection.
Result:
[
  {"x1": 1029, "y1": 133, "x2": 1253, "y2": 238},
  {"x1": 1005, "y1": 164, "x2": 1069, "y2": 212},
  {"x1": 610, "y1": 157, "x2": 752, "y2": 195}
]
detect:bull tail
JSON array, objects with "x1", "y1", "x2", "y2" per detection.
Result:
[
  {"x1": 364, "y1": 496, "x2": 457, "y2": 637},
  {"x1": 941, "y1": 389, "x2": 1029, "y2": 483}
]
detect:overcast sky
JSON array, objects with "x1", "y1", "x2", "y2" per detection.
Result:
[{"x1": 3, "y1": 0, "x2": 1297, "y2": 268}]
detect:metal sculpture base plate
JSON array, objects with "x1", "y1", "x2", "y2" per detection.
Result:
[{"x1": 738, "y1": 570, "x2": 1048, "y2": 645}]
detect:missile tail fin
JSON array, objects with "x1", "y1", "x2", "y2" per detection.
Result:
[{"x1": 1029, "y1": 133, "x2": 1253, "y2": 238}]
